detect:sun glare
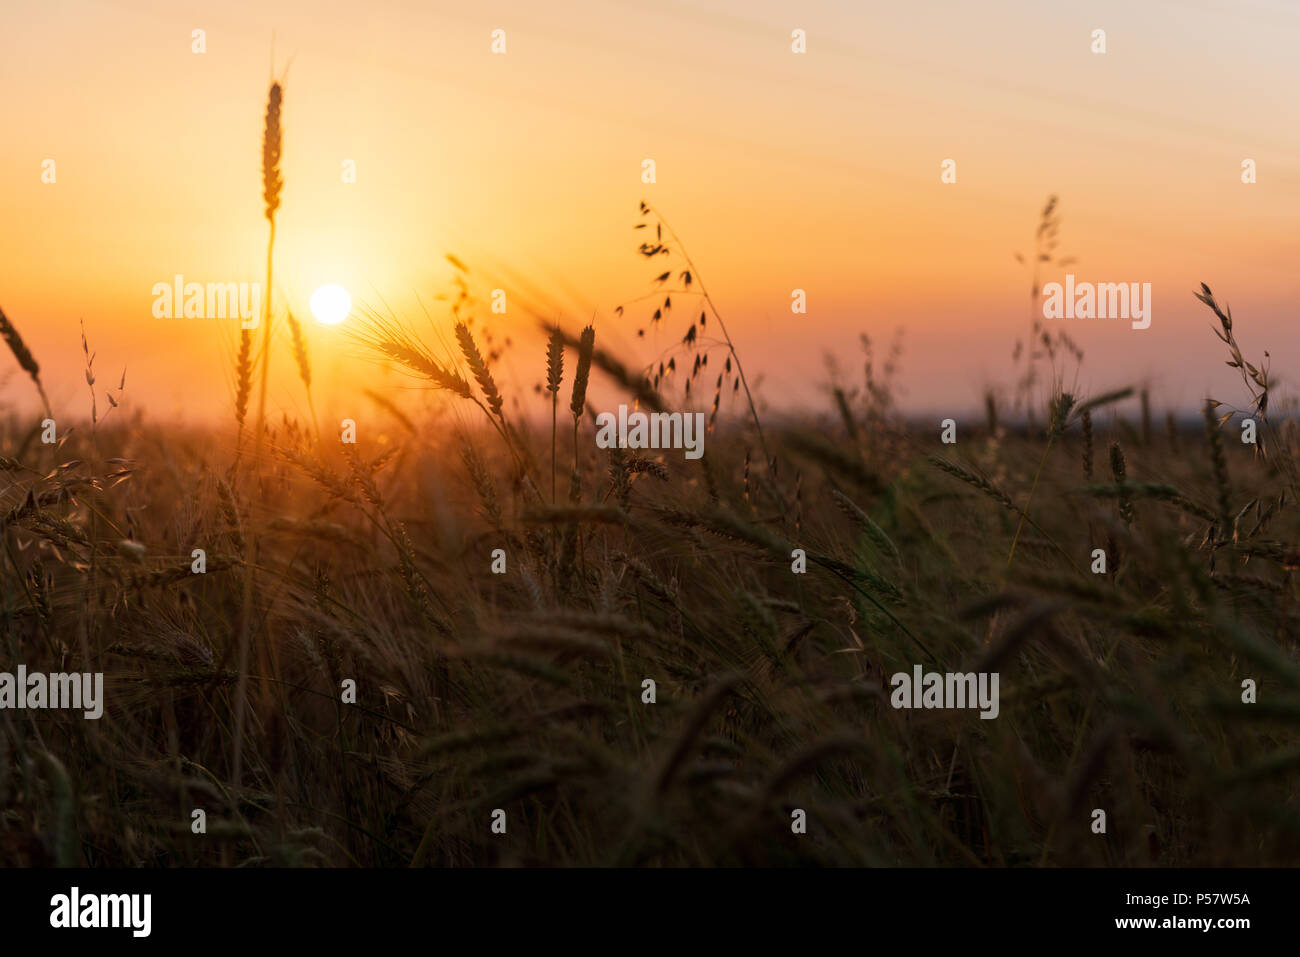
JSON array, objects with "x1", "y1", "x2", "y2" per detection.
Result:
[{"x1": 310, "y1": 284, "x2": 351, "y2": 325}]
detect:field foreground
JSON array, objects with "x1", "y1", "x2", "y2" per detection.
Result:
[{"x1": 2, "y1": 369, "x2": 1298, "y2": 869}]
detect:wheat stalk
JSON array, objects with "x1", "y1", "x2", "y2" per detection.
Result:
[
  {"x1": 454, "y1": 321, "x2": 503, "y2": 419},
  {"x1": 1109, "y1": 441, "x2": 1135, "y2": 527},
  {"x1": 234, "y1": 327, "x2": 252, "y2": 454},
  {"x1": 252, "y1": 80, "x2": 283, "y2": 459},
  {"x1": 460, "y1": 437, "x2": 504, "y2": 531},
  {"x1": 351, "y1": 314, "x2": 472, "y2": 397},
  {"x1": 0, "y1": 306, "x2": 51, "y2": 416},
  {"x1": 286, "y1": 309, "x2": 319, "y2": 439},
  {"x1": 234, "y1": 78, "x2": 284, "y2": 798},
  {"x1": 1203, "y1": 400, "x2": 1232, "y2": 536},
  {"x1": 1081, "y1": 408, "x2": 1094, "y2": 480},
  {"x1": 831, "y1": 488, "x2": 899, "y2": 563},
  {"x1": 546, "y1": 325, "x2": 564, "y2": 502},
  {"x1": 570, "y1": 324, "x2": 595, "y2": 474}
]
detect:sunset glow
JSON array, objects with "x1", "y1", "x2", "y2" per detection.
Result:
[{"x1": 1, "y1": 0, "x2": 1297, "y2": 423}]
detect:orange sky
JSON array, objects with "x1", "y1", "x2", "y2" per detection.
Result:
[{"x1": 2, "y1": 0, "x2": 1298, "y2": 428}]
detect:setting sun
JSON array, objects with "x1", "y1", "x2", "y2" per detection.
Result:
[{"x1": 309, "y1": 283, "x2": 351, "y2": 325}]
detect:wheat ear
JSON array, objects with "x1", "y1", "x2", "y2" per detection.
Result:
[{"x1": 0, "y1": 306, "x2": 51, "y2": 417}]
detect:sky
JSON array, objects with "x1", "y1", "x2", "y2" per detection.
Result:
[{"x1": 1, "y1": 0, "x2": 1298, "y2": 428}]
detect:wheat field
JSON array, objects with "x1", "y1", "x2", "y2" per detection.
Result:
[
  {"x1": 2, "y1": 279, "x2": 1298, "y2": 866},
  {"x1": 1, "y1": 81, "x2": 1297, "y2": 869}
]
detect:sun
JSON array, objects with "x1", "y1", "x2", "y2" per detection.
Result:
[{"x1": 309, "y1": 284, "x2": 351, "y2": 325}]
